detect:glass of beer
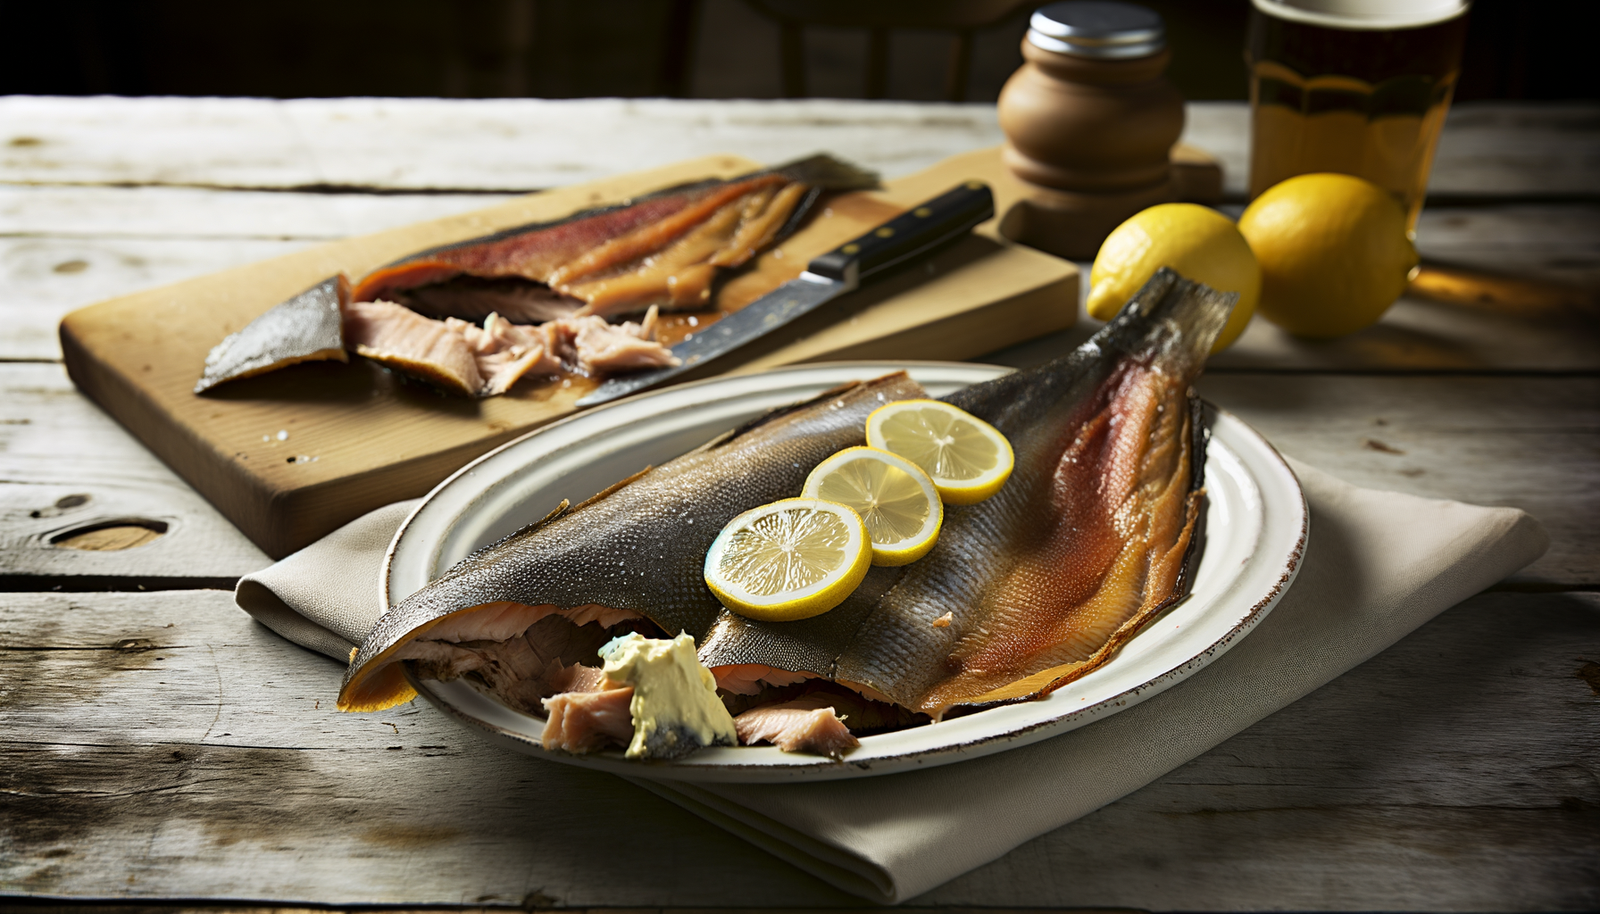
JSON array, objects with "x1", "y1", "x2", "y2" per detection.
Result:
[{"x1": 1246, "y1": 0, "x2": 1470, "y2": 232}]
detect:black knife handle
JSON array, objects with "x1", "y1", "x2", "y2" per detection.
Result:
[{"x1": 805, "y1": 181, "x2": 995, "y2": 287}]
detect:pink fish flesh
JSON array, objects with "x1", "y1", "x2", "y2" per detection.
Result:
[{"x1": 733, "y1": 697, "x2": 860, "y2": 757}]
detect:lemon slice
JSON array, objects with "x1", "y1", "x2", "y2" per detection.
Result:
[
  {"x1": 865, "y1": 400, "x2": 1014, "y2": 505},
  {"x1": 704, "y1": 498, "x2": 871, "y2": 622},
  {"x1": 802, "y1": 446, "x2": 943, "y2": 566}
]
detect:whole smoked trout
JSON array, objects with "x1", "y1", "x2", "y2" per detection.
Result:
[
  {"x1": 699, "y1": 268, "x2": 1234, "y2": 718},
  {"x1": 341, "y1": 269, "x2": 1233, "y2": 722}
]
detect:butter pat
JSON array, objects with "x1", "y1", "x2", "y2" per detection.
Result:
[{"x1": 600, "y1": 632, "x2": 737, "y2": 759}]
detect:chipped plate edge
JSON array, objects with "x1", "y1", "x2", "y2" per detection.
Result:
[{"x1": 387, "y1": 361, "x2": 1308, "y2": 783}]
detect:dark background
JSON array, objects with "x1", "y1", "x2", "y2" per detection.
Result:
[{"x1": 0, "y1": 0, "x2": 1591, "y2": 103}]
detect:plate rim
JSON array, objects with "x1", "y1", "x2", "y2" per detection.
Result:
[{"x1": 384, "y1": 360, "x2": 1308, "y2": 782}]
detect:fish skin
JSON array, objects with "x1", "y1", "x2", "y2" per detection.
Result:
[
  {"x1": 838, "y1": 269, "x2": 1231, "y2": 717},
  {"x1": 339, "y1": 371, "x2": 926, "y2": 712},
  {"x1": 698, "y1": 563, "x2": 902, "y2": 681},
  {"x1": 393, "y1": 276, "x2": 584, "y2": 324},
  {"x1": 695, "y1": 268, "x2": 1233, "y2": 719},
  {"x1": 350, "y1": 192, "x2": 700, "y2": 305},
  {"x1": 194, "y1": 275, "x2": 349, "y2": 393},
  {"x1": 350, "y1": 155, "x2": 878, "y2": 315}
]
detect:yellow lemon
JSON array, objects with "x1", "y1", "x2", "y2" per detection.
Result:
[
  {"x1": 1087, "y1": 202, "x2": 1260, "y2": 352},
  {"x1": 865, "y1": 400, "x2": 1014, "y2": 506},
  {"x1": 803, "y1": 446, "x2": 943, "y2": 566},
  {"x1": 1238, "y1": 173, "x2": 1419, "y2": 338},
  {"x1": 703, "y1": 498, "x2": 871, "y2": 622}
]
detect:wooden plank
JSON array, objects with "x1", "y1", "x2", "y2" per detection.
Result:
[
  {"x1": 4, "y1": 98, "x2": 1593, "y2": 199},
  {"x1": 1180, "y1": 101, "x2": 1600, "y2": 200},
  {"x1": 1, "y1": 589, "x2": 1594, "y2": 909},
  {"x1": 5, "y1": 189, "x2": 1595, "y2": 364},
  {"x1": 1196, "y1": 374, "x2": 1600, "y2": 588},
  {"x1": 0, "y1": 591, "x2": 855, "y2": 908},
  {"x1": 2, "y1": 369, "x2": 1594, "y2": 586},
  {"x1": 0, "y1": 364, "x2": 269, "y2": 581},
  {"x1": 0, "y1": 910, "x2": 1132, "y2": 914},
  {"x1": 0, "y1": 96, "x2": 1007, "y2": 191},
  {"x1": 0, "y1": 184, "x2": 516, "y2": 240},
  {"x1": 926, "y1": 590, "x2": 1600, "y2": 912},
  {"x1": 1205, "y1": 290, "x2": 1600, "y2": 372},
  {"x1": 0, "y1": 235, "x2": 311, "y2": 362},
  {"x1": 1415, "y1": 204, "x2": 1600, "y2": 289}
]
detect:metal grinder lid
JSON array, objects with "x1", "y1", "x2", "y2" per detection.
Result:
[{"x1": 1027, "y1": 1, "x2": 1165, "y2": 59}]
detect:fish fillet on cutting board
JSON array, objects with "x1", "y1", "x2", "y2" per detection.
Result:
[{"x1": 59, "y1": 148, "x2": 1078, "y2": 558}]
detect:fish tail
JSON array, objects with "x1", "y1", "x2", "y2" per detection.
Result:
[
  {"x1": 766, "y1": 153, "x2": 880, "y2": 191},
  {"x1": 1112, "y1": 267, "x2": 1237, "y2": 367}
]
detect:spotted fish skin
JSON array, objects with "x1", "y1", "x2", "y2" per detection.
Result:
[
  {"x1": 697, "y1": 269, "x2": 1234, "y2": 719},
  {"x1": 339, "y1": 372, "x2": 925, "y2": 712},
  {"x1": 194, "y1": 275, "x2": 349, "y2": 393}
]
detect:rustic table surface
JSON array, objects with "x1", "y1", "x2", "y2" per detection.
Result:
[{"x1": 1, "y1": 97, "x2": 1596, "y2": 912}]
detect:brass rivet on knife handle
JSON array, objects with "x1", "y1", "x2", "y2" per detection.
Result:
[{"x1": 806, "y1": 181, "x2": 995, "y2": 286}]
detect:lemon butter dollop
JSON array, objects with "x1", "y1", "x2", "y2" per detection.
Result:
[{"x1": 599, "y1": 632, "x2": 737, "y2": 760}]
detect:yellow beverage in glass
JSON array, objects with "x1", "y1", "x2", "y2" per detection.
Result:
[{"x1": 1246, "y1": 0, "x2": 1471, "y2": 232}]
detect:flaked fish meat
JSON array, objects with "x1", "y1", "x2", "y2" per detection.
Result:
[
  {"x1": 542, "y1": 686, "x2": 635, "y2": 753},
  {"x1": 343, "y1": 299, "x2": 485, "y2": 396},
  {"x1": 733, "y1": 697, "x2": 860, "y2": 757}
]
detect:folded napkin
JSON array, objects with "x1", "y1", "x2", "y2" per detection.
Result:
[{"x1": 235, "y1": 459, "x2": 1547, "y2": 903}]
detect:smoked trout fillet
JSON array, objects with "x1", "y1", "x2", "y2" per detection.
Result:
[
  {"x1": 338, "y1": 372, "x2": 926, "y2": 712},
  {"x1": 698, "y1": 268, "x2": 1235, "y2": 718},
  {"x1": 350, "y1": 155, "x2": 877, "y2": 321}
]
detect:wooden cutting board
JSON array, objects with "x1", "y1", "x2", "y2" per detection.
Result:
[{"x1": 60, "y1": 149, "x2": 1078, "y2": 558}]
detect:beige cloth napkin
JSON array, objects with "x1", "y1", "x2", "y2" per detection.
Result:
[{"x1": 235, "y1": 459, "x2": 1548, "y2": 903}]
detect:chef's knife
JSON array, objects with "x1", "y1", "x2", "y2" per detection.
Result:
[{"x1": 575, "y1": 180, "x2": 995, "y2": 408}]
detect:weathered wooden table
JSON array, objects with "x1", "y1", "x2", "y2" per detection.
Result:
[{"x1": 2, "y1": 98, "x2": 1596, "y2": 911}]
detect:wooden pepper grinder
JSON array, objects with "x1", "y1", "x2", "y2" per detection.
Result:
[{"x1": 997, "y1": 1, "x2": 1186, "y2": 259}]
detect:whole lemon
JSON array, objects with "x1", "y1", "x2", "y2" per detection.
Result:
[
  {"x1": 1238, "y1": 173, "x2": 1419, "y2": 338},
  {"x1": 1087, "y1": 203, "x2": 1260, "y2": 352}
]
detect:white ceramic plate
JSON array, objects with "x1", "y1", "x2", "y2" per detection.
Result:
[{"x1": 387, "y1": 361, "x2": 1307, "y2": 783}]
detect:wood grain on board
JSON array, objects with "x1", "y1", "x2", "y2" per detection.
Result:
[
  {"x1": 2, "y1": 589, "x2": 1594, "y2": 909},
  {"x1": 57, "y1": 153, "x2": 1078, "y2": 558}
]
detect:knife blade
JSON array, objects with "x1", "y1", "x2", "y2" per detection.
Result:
[{"x1": 575, "y1": 180, "x2": 995, "y2": 408}]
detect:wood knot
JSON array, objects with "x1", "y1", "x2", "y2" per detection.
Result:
[{"x1": 50, "y1": 519, "x2": 169, "y2": 551}]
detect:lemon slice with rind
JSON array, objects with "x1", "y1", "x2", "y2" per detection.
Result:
[
  {"x1": 802, "y1": 446, "x2": 943, "y2": 566},
  {"x1": 704, "y1": 498, "x2": 871, "y2": 622},
  {"x1": 866, "y1": 399, "x2": 1014, "y2": 505}
]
